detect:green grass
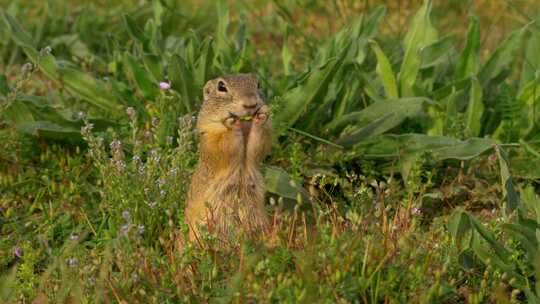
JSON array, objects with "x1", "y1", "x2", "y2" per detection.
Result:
[{"x1": 1, "y1": 0, "x2": 540, "y2": 302}]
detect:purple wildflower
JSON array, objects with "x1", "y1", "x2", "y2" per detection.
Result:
[
  {"x1": 13, "y1": 247, "x2": 22, "y2": 258},
  {"x1": 159, "y1": 81, "x2": 171, "y2": 90}
]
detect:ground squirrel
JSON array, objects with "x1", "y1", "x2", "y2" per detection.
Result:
[{"x1": 185, "y1": 73, "x2": 272, "y2": 243}]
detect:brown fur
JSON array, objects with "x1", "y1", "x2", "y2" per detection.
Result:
[{"x1": 185, "y1": 74, "x2": 272, "y2": 243}]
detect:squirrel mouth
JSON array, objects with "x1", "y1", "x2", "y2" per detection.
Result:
[
  {"x1": 229, "y1": 105, "x2": 262, "y2": 121},
  {"x1": 227, "y1": 105, "x2": 262, "y2": 137}
]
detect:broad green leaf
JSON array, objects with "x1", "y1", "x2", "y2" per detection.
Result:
[
  {"x1": 516, "y1": 79, "x2": 540, "y2": 138},
  {"x1": 511, "y1": 156, "x2": 540, "y2": 180},
  {"x1": 22, "y1": 46, "x2": 59, "y2": 80},
  {"x1": 215, "y1": 0, "x2": 232, "y2": 65},
  {"x1": 428, "y1": 88, "x2": 461, "y2": 136},
  {"x1": 361, "y1": 72, "x2": 384, "y2": 102},
  {"x1": 0, "y1": 74, "x2": 9, "y2": 96},
  {"x1": 281, "y1": 27, "x2": 292, "y2": 75},
  {"x1": 273, "y1": 43, "x2": 351, "y2": 135},
  {"x1": 419, "y1": 34, "x2": 456, "y2": 69},
  {"x1": 353, "y1": 134, "x2": 495, "y2": 160},
  {"x1": 327, "y1": 98, "x2": 430, "y2": 146},
  {"x1": 443, "y1": 88, "x2": 462, "y2": 134},
  {"x1": 520, "y1": 29, "x2": 540, "y2": 88},
  {"x1": 49, "y1": 34, "x2": 92, "y2": 60},
  {"x1": 123, "y1": 14, "x2": 148, "y2": 47},
  {"x1": 469, "y1": 232, "x2": 525, "y2": 288},
  {"x1": 465, "y1": 77, "x2": 484, "y2": 137},
  {"x1": 143, "y1": 54, "x2": 163, "y2": 83},
  {"x1": 535, "y1": 230, "x2": 540, "y2": 300},
  {"x1": 169, "y1": 54, "x2": 195, "y2": 112},
  {"x1": 264, "y1": 166, "x2": 310, "y2": 202},
  {"x1": 333, "y1": 75, "x2": 361, "y2": 119},
  {"x1": 469, "y1": 214, "x2": 511, "y2": 260},
  {"x1": 398, "y1": 0, "x2": 438, "y2": 97},
  {"x1": 0, "y1": 10, "x2": 34, "y2": 48},
  {"x1": 448, "y1": 208, "x2": 471, "y2": 248},
  {"x1": 399, "y1": 152, "x2": 421, "y2": 185},
  {"x1": 17, "y1": 121, "x2": 82, "y2": 141},
  {"x1": 124, "y1": 52, "x2": 159, "y2": 100},
  {"x1": 455, "y1": 17, "x2": 480, "y2": 80},
  {"x1": 144, "y1": 19, "x2": 161, "y2": 55},
  {"x1": 521, "y1": 185, "x2": 540, "y2": 223},
  {"x1": 4, "y1": 95, "x2": 113, "y2": 141},
  {"x1": 2, "y1": 10, "x2": 59, "y2": 80},
  {"x1": 492, "y1": 79, "x2": 540, "y2": 141},
  {"x1": 478, "y1": 26, "x2": 526, "y2": 86},
  {"x1": 2, "y1": 96, "x2": 34, "y2": 124},
  {"x1": 152, "y1": 0, "x2": 164, "y2": 26},
  {"x1": 369, "y1": 40, "x2": 398, "y2": 98},
  {"x1": 495, "y1": 145, "x2": 519, "y2": 215},
  {"x1": 502, "y1": 223, "x2": 538, "y2": 259},
  {"x1": 359, "y1": 6, "x2": 386, "y2": 39},
  {"x1": 327, "y1": 98, "x2": 431, "y2": 132},
  {"x1": 337, "y1": 113, "x2": 399, "y2": 147},
  {"x1": 0, "y1": 266, "x2": 16, "y2": 302},
  {"x1": 193, "y1": 37, "x2": 214, "y2": 88},
  {"x1": 61, "y1": 68, "x2": 123, "y2": 114},
  {"x1": 432, "y1": 78, "x2": 469, "y2": 101}
]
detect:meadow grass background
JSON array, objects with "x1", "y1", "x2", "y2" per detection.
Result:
[{"x1": 1, "y1": 0, "x2": 540, "y2": 302}]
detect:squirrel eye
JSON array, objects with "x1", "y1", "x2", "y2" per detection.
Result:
[{"x1": 217, "y1": 81, "x2": 228, "y2": 92}]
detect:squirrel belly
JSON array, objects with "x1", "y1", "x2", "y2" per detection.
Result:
[{"x1": 185, "y1": 158, "x2": 269, "y2": 241}]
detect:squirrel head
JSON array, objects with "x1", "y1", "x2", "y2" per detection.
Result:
[{"x1": 199, "y1": 74, "x2": 265, "y2": 128}]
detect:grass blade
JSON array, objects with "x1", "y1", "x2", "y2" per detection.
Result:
[
  {"x1": 455, "y1": 17, "x2": 480, "y2": 80},
  {"x1": 465, "y1": 77, "x2": 484, "y2": 137},
  {"x1": 369, "y1": 40, "x2": 398, "y2": 99},
  {"x1": 398, "y1": 0, "x2": 438, "y2": 97}
]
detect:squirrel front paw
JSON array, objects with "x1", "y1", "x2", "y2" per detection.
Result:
[
  {"x1": 223, "y1": 112, "x2": 249, "y2": 133},
  {"x1": 223, "y1": 115, "x2": 240, "y2": 129},
  {"x1": 253, "y1": 106, "x2": 269, "y2": 125}
]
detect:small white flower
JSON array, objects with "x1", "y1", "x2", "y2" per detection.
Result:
[
  {"x1": 21, "y1": 62, "x2": 33, "y2": 73},
  {"x1": 67, "y1": 257, "x2": 79, "y2": 266},
  {"x1": 81, "y1": 123, "x2": 94, "y2": 135},
  {"x1": 156, "y1": 178, "x2": 166, "y2": 187},
  {"x1": 131, "y1": 272, "x2": 140, "y2": 283},
  {"x1": 126, "y1": 107, "x2": 136, "y2": 118},
  {"x1": 110, "y1": 139, "x2": 122, "y2": 151},
  {"x1": 120, "y1": 224, "x2": 130, "y2": 235},
  {"x1": 137, "y1": 224, "x2": 145, "y2": 235},
  {"x1": 41, "y1": 45, "x2": 52, "y2": 55}
]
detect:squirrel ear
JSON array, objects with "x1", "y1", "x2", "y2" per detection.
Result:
[{"x1": 203, "y1": 80, "x2": 213, "y2": 97}]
